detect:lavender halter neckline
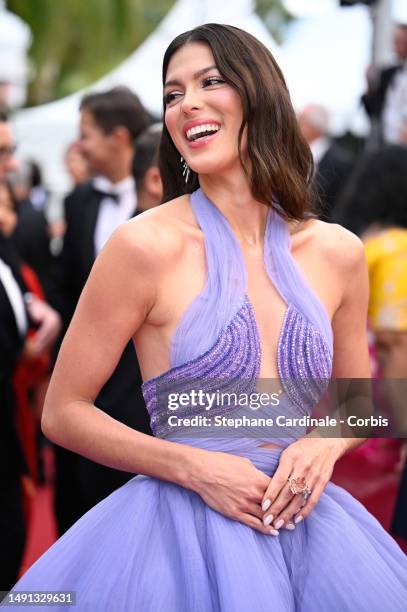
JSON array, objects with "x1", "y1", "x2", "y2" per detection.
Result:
[{"x1": 142, "y1": 188, "x2": 333, "y2": 437}]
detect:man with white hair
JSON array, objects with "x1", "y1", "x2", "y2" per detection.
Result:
[{"x1": 297, "y1": 104, "x2": 354, "y2": 221}]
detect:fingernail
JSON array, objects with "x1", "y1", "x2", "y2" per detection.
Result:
[
  {"x1": 285, "y1": 523, "x2": 295, "y2": 530},
  {"x1": 262, "y1": 499, "x2": 271, "y2": 512},
  {"x1": 269, "y1": 528, "x2": 279, "y2": 536},
  {"x1": 294, "y1": 515, "x2": 303, "y2": 524},
  {"x1": 274, "y1": 519, "x2": 284, "y2": 529},
  {"x1": 263, "y1": 514, "x2": 274, "y2": 526}
]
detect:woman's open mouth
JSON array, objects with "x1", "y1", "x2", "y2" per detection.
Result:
[{"x1": 184, "y1": 123, "x2": 221, "y2": 148}]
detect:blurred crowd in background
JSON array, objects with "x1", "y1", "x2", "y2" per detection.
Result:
[{"x1": 1, "y1": 4, "x2": 407, "y2": 595}]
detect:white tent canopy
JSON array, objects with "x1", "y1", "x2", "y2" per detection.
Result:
[
  {"x1": 0, "y1": 4, "x2": 31, "y2": 107},
  {"x1": 280, "y1": 4, "x2": 372, "y2": 135},
  {"x1": 12, "y1": 0, "x2": 373, "y2": 200}
]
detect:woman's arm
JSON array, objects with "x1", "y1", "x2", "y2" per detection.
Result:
[
  {"x1": 261, "y1": 225, "x2": 371, "y2": 530},
  {"x1": 42, "y1": 218, "x2": 273, "y2": 534},
  {"x1": 43, "y1": 219, "x2": 212, "y2": 485},
  {"x1": 316, "y1": 226, "x2": 372, "y2": 450}
]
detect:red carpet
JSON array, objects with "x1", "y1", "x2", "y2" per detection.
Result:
[{"x1": 333, "y1": 452, "x2": 400, "y2": 527}]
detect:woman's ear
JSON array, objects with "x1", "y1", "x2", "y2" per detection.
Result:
[{"x1": 112, "y1": 126, "x2": 132, "y2": 147}]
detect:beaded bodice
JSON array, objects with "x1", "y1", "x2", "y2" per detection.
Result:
[{"x1": 142, "y1": 188, "x2": 333, "y2": 439}]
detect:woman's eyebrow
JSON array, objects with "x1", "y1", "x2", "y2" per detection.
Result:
[{"x1": 164, "y1": 65, "x2": 218, "y2": 88}]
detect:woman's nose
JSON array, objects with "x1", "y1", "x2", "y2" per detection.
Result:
[{"x1": 181, "y1": 88, "x2": 202, "y2": 114}]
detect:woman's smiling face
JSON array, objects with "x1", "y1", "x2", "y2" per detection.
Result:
[{"x1": 164, "y1": 42, "x2": 245, "y2": 177}]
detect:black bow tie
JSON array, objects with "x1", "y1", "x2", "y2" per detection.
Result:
[{"x1": 93, "y1": 187, "x2": 120, "y2": 203}]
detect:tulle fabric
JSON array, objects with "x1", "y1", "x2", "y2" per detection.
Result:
[
  {"x1": 6, "y1": 441, "x2": 407, "y2": 611},
  {"x1": 262, "y1": 206, "x2": 333, "y2": 353},
  {"x1": 171, "y1": 189, "x2": 247, "y2": 367}
]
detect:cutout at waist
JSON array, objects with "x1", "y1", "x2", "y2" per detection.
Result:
[{"x1": 258, "y1": 442, "x2": 283, "y2": 450}]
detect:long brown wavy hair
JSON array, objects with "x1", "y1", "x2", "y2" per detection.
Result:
[{"x1": 159, "y1": 23, "x2": 315, "y2": 220}]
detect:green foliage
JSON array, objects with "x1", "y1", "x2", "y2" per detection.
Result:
[
  {"x1": 255, "y1": 0, "x2": 292, "y2": 42},
  {"x1": 7, "y1": 0, "x2": 175, "y2": 106}
]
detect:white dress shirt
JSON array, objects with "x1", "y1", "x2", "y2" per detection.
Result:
[
  {"x1": 93, "y1": 176, "x2": 137, "y2": 255},
  {"x1": 382, "y1": 65, "x2": 407, "y2": 144},
  {"x1": 0, "y1": 258, "x2": 28, "y2": 337},
  {"x1": 310, "y1": 136, "x2": 330, "y2": 167}
]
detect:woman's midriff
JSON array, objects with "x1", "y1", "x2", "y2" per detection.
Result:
[{"x1": 258, "y1": 443, "x2": 283, "y2": 449}]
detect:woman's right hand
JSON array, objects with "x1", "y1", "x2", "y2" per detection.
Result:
[{"x1": 189, "y1": 450, "x2": 277, "y2": 535}]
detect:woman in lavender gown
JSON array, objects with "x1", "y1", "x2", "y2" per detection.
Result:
[{"x1": 5, "y1": 24, "x2": 407, "y2": 611}]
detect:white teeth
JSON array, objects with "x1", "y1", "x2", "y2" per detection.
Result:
[{"x1": 186, "y1": 123, "x2": 220, "y2": 141}]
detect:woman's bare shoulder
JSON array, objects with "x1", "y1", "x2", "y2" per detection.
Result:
[
  {"x1": 107, "y1": 195, "x2": 198, "y2": 271},
  {"x1": 293, "y1": 218, "x2": 366, "y2": 273}
]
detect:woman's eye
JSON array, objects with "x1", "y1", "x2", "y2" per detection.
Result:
[
  {"x1": 163, "y1": 77, "x2": 224, "y2": 106},
  {"x1": 164, "y1": 91, "x2": 182, "y2": 106},
  {"x1": 203, "y1": 77, "x2": 225, "y2": 87}
]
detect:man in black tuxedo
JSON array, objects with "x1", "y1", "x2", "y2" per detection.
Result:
[
  {"x1": 361, "y1": 22, "x2": 407, "y2": 145},
  {"x1": 297, "y1": 104, "x2": 354, "y2": 222},
  {"x1": 48, "y1": 87, "x2": 153, "y2": 534},
  {"x1": 0, "y1": 113, "x2": 27, "y2": 589},
  {"x1": 10, "y1": 196, "x2": 52, "y2": 298},
  {"x1": 0, "y1": 112, "x2": 61, "y2": 589}
]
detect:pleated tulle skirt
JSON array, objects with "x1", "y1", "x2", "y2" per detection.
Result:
[{"x1": 4, "y1": 443, "x2": 407, "y2": 612}]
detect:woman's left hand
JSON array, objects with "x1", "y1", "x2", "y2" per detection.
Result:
[{"x1": 261, "y1": 435, "x2": 348, "y2": 532}]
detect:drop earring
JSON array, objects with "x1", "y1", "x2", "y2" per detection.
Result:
[{"x1": 180, "y1": 156, "x2": 191, "y2": 183}]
